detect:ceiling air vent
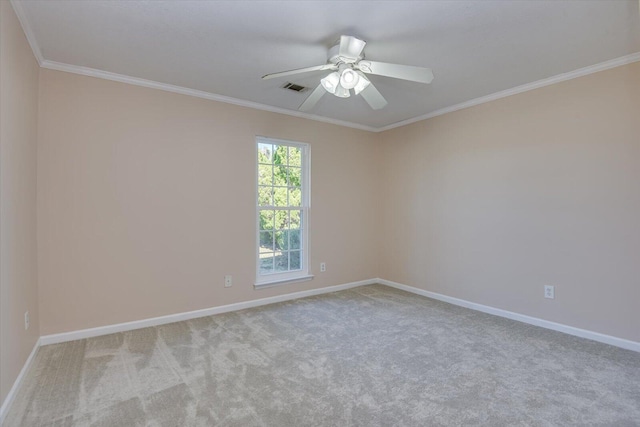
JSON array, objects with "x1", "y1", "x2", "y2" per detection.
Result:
[{"x1": 282, "y1": 82, "x2": 308, "y2": 93}]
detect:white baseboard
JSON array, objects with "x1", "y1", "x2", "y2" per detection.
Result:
[
  {"x1": 37, "y1": 277, "x2": 640, "y2": 351},
  {"x1": 3, "y1": 278, "x2": 638, "y2": 422},
  {"x1": 377, "y1": 278, "x2": 640, "y2": 353},
  {"x1": 40, "y1": 279, "x2": 376, "y2": 346},
  {"x1": 0, "y1": 338, "x2": 40, "y2": 425}
]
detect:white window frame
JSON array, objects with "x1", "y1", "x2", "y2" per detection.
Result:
[{"x1": 255, "y1": 136, "x2": 311, "y2": 289}]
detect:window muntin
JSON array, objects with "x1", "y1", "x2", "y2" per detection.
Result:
[{"x1": 256, "y1": 137, "x2": 309, "y2": 285}]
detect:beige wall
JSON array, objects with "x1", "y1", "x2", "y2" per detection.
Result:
[
  {"x1": 29, "y1": 38, "x2": 640, "y2": 345},
  {"x1": 380, "y1": 62, "x2": 640, "y2": 342},
  {"x1": 0, "y1": 2, "x2": 637, "y2": 413},
  {"x1": 0, "y1": 1, "x2": 40, "y2": 405},
  {"x1": 37, "y1": 68, "x2": 382, "y2": 335}
]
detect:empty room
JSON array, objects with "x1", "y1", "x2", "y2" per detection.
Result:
[{"x1": 1, "y1": 0, "x2": 639, "y2": 425}]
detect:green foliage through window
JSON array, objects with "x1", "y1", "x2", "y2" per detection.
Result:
[{"x1": 257, "y1": 140, "x2": 307, "y2": 276}]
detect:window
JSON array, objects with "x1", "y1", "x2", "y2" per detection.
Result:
[{"x1": 256, "y1": 137, "x2": 310, "y2": 287}]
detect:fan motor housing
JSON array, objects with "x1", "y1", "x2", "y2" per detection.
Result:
[{"x1": 327, "y1": 43, "x2": 363, "y2": 65}]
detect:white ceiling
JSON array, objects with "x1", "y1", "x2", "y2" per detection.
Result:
[{"x1": 13, "y1": 0, "x2": 640, "y2": 130}]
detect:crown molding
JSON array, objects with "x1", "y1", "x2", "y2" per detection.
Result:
[
  {"x1": 39, "y1": 60, "x2": 378, "y2": 133},
  {"x1": 41, "y1": 51, "x2": 640, "y2": 134},
  {"x1": 376, "y1": 51, "x2": 640, "y2": 132},
  {"x1": 9, "y1": 0, "x2": 44, "y2": 65},
  {"x1": 10, "y1": 0, "x2": 640, "y2": 133}
]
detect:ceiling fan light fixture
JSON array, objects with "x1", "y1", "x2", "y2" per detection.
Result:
[
  {"x1": 334, "y1": 84, "x2": 350, "y2": 98},
  {"x1": 320, "y1": 72, "x2": 340, "y2": 94},
  {"x1": 265, "y1": 35, "x2": 432, "y2": 111},
  {"x1": 339, "y1": 68, "x2": 359, "y2": 90},
  {"x1": 353, "y1": 72, "x2": 371, "y2": 95}
]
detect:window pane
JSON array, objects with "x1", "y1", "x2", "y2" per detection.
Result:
[
  {"x1": 259, "y1": 210, "x2": 274, "y2": 230},
  {"x1": 258, "y1": 187, "x2": 272, "y2": 206},
  {"x1": 289, "y1": 146, "x2": 301, "y2": 167},
  {"x1": 258, "y1": 164, "x2": 272, "y2": 186},
  {"x1": 273, "y1": 145, "x2": 287, "y2": 166},
  {"x1": 260, "y1": 255, "x2": 274, "y2": 274},
  {"x1": 258, "y1": 143, "x2": 273, "y2": 163},
  {"x1": 275, "y1": 230, "x2": 288, "y2": 251},
  {"x1": 274, "y1": 210, "x2": 288, "y2": 230},
  {"x1": 273, "y1": 187, "x2": 288, "y2": 207},
  {"x1": 274, "y1": 252, "x2": 288, "y2": 272},
  {"x1": 290, "y1": 210, "x2": 301, "y2": 228},
  {"x1": 273, "y1": 165, "x2": 287, "y2": 186},
  {"x1": 289, "y1": 251, "x2": 301, "y2": 270},
  {"x1": 288, "y1": 167, "x2": 301, "y2": 187},
  {"x1": 289, "y1": 229, "x2": 300, "y2": 250},
  {"x1": 282, "y1": 230, "x2": 291, "y2": 251},
  {"x1": 289, "y1": 187, "x2": 302, "y2": 206},
  {"x1": 259, "y1": 231, "x2": 273, "y2": 252}
]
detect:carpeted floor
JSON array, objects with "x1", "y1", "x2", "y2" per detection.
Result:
[{"x1": 4, "y1": 284, "x2": 640, "y2": 426}]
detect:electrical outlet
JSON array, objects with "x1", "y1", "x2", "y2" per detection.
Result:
[
  {"x1": 224, "y1": 275, "x2": 232, "y2": 288},
  {"x1": 544, "y1": 285, "x2": 555, "y2": 299},
  {"x1": 25, "y1": 311, "x2": 30, "y2": 330},
  {"x1": 320, "y1": 262, "x2": 326, "y2": 272}
]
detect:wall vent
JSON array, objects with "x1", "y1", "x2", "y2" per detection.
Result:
[{"x1": 282, "y1": 82, "x2": 308, "y2": 92}]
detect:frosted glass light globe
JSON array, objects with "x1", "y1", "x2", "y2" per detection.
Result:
[{"x1": 339, "y1": 68, "x2": 359, "y2": 90}]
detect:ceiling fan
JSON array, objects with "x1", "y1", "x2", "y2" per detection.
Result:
[{"x1": 262, "y1": 35, "x2": 434, "y2": 112}]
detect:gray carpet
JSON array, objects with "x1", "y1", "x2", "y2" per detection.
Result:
[{"x1": 4, "y1": 284, "x2": 640, "y2": 426}]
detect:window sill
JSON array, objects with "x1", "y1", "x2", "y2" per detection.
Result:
[{"x1": 254, "y1": 274, "x2": 314, "y2": 290}]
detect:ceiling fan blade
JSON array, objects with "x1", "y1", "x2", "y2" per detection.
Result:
[
  {"x1": 262, "y1": 64, "x2": 336, "y2": 80},
  {"x1": 360, "y1": 82, "x2": 387, "y2": 110},
  {"x1": 338, "y1": 35, "x2": 366, "y2": 61},
  {"x1": 358, "y1": 60, "x2": 434, "y2": 84},
  {"x1": 298, "y1": 84, "x2": 326, "y2": 112}
]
